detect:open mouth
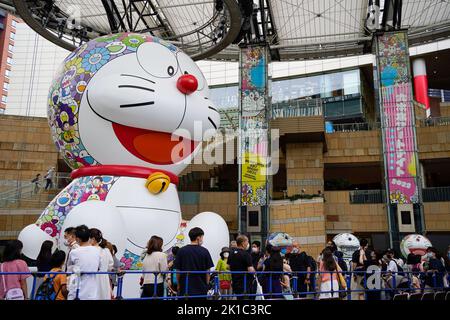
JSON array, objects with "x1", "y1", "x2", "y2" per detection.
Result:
[
  {"x1": 112, "y1": 122, "x2": 198, "y2": 165},
  {"x1": 409, "y1": 247, "x2": 427, "y2": 256}
]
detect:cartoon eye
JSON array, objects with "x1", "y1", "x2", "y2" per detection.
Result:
[
  {"x1": 137, "y1": 42, "x2": 179, "y2": 78},
  {"x1": 176, "y1": 51, "x2": 205, "y2": 90}
]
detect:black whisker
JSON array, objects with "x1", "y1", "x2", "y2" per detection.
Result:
[
  {"x1": 121, "y1": 74, "x2": 156, "y2": 84},
  {"x1": 120, "y1": 101, "x2": 155, "y2": 108},
  {"x1": 208, "y1": 117, "x2": 217, "y2": 129},
  {"x1": 208, "y1": 106, "x2": 218, "y2": 113},
  {"x1": 118, "y1": 85, "x2": 154, "y2": 92}
]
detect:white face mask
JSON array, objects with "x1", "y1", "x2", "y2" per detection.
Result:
[
  {"x1": 64, "y1": 240, "x2": 70, "y2": 247},
  {"x1": 223, "y1": 252, "x2": 229, "y2": 258}
]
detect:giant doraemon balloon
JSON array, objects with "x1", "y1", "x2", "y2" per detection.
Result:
[{"x1": 18, "y1": 33, "x2": 228, "y2": 285}]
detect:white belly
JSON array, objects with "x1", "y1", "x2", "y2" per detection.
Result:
[{"x1": 105, "y1": 176, "x2": 181, "y2": 253}]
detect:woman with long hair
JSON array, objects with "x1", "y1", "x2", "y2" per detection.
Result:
[
  {"x1": 317, "y1": 248, "x2": 339, "y2": 300},
  {"x1": 0, "y1": 240, "x2": 31, "y2": 300},
  {"x1": 89, "y1": 228, "x2": 114, "y2": 300},
  {"x1": 141, "y1": 235, "x2": 168, "y2": 298},
  {"x1": 36, "y1": 240, "x2": 53, "y2": 276}
]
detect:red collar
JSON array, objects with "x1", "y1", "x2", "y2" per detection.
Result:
[{"x1": 71, "y1": 165, "x2": 179, "y2": 185}]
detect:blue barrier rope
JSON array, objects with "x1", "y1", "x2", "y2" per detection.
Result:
[{"x1": 1, "y1": 270, "x2": 448, "y2": 300}]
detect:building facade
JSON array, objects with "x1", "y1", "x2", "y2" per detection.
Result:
[{"x1": 0, "y1": 9, "x2": 20, "y2": 114}]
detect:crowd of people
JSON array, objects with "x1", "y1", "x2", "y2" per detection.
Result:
[{"x1": 0, "y1": 229, "x2": 449, "y2": 300}]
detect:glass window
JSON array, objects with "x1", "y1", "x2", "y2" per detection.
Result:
[
  {"x1": 9, "y1": 32, "x2": 15, "y2": 40},
  {"x1": 1, "y1": 95, "x2": 7, "y2": 103},
  {"x1": 6, "y1": 57, "x2": 12, "y2": 65},
  {"x1": 11, "y1": 20, "x2": 17, "y2": 28},
  {"x1": 5, "y1": 70, "x2": 10, "y2": 78},
  {"x1": 8, "y1": 44, "x2": 13, "y2": 53},
  {"x1": 3, "y1": 82, "x2": 8, "y2": 91},
  {"x1": 210, "y1": 85, "x2": 238, "y2": 109},
  {"x1": 342, "y1": 70, "x2": 360, "y2": 95}
]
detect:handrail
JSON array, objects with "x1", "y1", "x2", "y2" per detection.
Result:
[{"x1": 2, "y1": 269, "x2": 448, "y2": 300}]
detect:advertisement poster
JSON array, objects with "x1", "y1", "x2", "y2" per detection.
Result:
[
  {"x1": 239, "y1": 46, "x2": 268, "y2": 206},
  {"x1": 377, "y1": 32, "x2": 419, "y2": 204}
]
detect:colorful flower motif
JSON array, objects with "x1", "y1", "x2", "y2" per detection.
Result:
[
  {"x1": 106, "y1": 41, "x2": 127, "y2": 55},
  {"x1": 120, "y1": 257, "x2": 132, "y2": 270},
  {"x1": 41, "y1": 222, "x2": 58, "y2": 237},
  {"x1": 96, "y1": 34, "x2": 121, "y2": 43},
  {"x1": 122, "y1": 35, "x2": 145, "y2": 48},
  {"x1": 64, "y1": 57, "x2": 84, "y2": 74},
  {"x1": 81, "y1": 47, "x2": 110, "y2": 73}
]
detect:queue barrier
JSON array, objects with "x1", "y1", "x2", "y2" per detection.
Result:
[{"x1": 0, "y1": 270, "x2": 449, "y2": 300}]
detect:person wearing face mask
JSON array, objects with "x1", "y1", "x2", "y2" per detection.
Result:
[
  {"x1": 251, "y1": 241, "x2": 263, "y2": 270},
  {"x1": 227, "y1": 235, "x2": 255, "y2": 300},
  {"x1": 173, "y1": 227, "x2": 214, "y2": 298},
  {"x1": 288, "y1": 242, "x2": 311, "y2": 297},
  {"x1": 424, "y1": 247, "x2": 446, "y2": 292},
  {"x1": 215, "y1": 247, "x2": 232, "y2": 299},
  {"x1": 62, "y1": 227, "x2": 80, "y2": 272}
]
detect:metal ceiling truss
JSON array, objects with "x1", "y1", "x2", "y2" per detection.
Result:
[
  {"x1": 12, "y1": 0, "x2": 241, "y2": 60},
  {"x1": 7, "y1": 0, "x2": 450, "y2": 61}
]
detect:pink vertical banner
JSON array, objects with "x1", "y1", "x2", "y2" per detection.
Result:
[{"x1": 377, "y1": 32, "x2": 419, "y2": 204}]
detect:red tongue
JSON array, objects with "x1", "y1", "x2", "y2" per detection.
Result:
[{"x1": 112, "y1": 123, "x2": 198, "y2": 165}]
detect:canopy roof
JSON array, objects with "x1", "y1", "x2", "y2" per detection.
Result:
[{"x1": 4, "y1": 0, "x2": 450, "y2": 60}]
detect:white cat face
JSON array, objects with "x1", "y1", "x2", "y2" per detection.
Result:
[{"x1": 49, "y1": 34, "x2": 220, "y2": 174}]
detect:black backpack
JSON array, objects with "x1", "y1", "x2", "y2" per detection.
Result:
[
  {"x1": 392, "y1": 259, "x2": 405, "y2": 276},
  {"x1": 308, "y1": 256, "x2": 317, "y2": 271},
  {"x1": 35, "y1": 275, "x2": 61, "y2": 300}
]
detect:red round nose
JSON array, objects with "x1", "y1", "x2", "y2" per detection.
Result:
[{"x1": 177, "y1": 74, "x2": 198, "y2": 94}]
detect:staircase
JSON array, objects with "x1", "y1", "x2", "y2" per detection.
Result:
[{"x1": 0, "y1": 173, "x2": 70, "y2": 210}]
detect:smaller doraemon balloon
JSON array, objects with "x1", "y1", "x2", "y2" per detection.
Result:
[
  {"x1": 400, "y1": 234, "x2": 432, "y2": 258},
  {"x1": 333, "y1": 233, "x2": 360, "y2": 261},
  {"x1": 48, "y1": 32, "x2": 220, "y2": 175},
  {"x1": 268, "y1": 232, "x2": 294, "y2": 255}
]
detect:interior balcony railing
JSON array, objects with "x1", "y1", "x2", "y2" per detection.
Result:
[
  {"x1": 422, "y1": 186, "x2": 450, "y2": 202},
  {"x1": 349, "y1": 189, "x2": 384, "y2": 204},
  {"x1": 349, "y1": 187, "x2": 450, "y2": 203},
  {"x1": 418, "y1": 117, "x2": 450, "y2": 127},
  {"x1": 327, "y1": 122, "x2": 381, "y2": 133},
  {"x1": 271, "y1": 98, "x2": 322, "y2": 119}
]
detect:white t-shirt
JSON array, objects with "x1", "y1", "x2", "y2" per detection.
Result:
[
  {"x1": 387, "y1": 260, "x2": 398, "y2": 273},
  {"x1": 142, "y1": 251, "x2": 168, "y2": 284},
  {"x1": 67, "y1": 246, "x2": 101, "y2": 300}
]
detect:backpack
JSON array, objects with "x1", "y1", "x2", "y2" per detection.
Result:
[
  {"x1": 35, "y1": 274, "x2": 61, "y2": 300},
  {"x1": 392, "y1": 259, "x2": 405, "y2": 276},
  {"x1": 308, "y1": 256, "x2": 317, "y2": 271},
  {"x1": 334, "y1": 251, "x2": 348, "y2": 272}
]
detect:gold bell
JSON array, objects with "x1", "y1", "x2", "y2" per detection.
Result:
[{"x1": 145, "y1": 172, "x2": 170, "y2": 194}]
